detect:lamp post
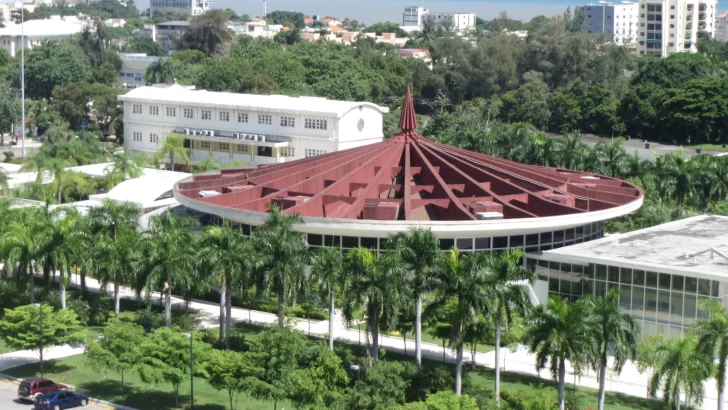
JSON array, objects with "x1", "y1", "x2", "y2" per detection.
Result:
[
  {"x1": 20, "y1": 4, "x2": 25, "y2": 158},
  {"x1": 32, "y1": 303, "x2": 43, "y2": 377},
  {"x1": 350, "y1": 364, "x2": 361, "y2": 384},
  {"x1": 183, "y1": 333, "x2": 194, "y2": 409},
  {"x1": 599, "y1": 1, "x2": 614, "y2": 37}
]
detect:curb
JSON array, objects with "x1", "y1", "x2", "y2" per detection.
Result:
[{"x1": 0, "y1": 373, "x2": 138, "y2": 410}]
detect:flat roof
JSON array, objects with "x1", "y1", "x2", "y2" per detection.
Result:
[
  {"x1": 118, "y1": 86, "x2": 389, "y2": 118},
  {"x1": 0, "y1": 19, "x2": 86, "y2": 37},
  {"x1": 540, "y1": 215, "x2": 728, "y2": 279}
]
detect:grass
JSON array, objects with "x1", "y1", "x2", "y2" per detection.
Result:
[
  {"x1": 691, "y1": 143, "x2": 728, "y2": 152},
  {"x1": 349, "y1": 323, "x2": 495, "y2": 354},
  {"x1": 0, "y1": 339, "x2": 13, "y2": 355}
]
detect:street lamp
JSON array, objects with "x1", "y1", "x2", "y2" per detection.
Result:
[
  {"x1": 183, "y1": 333, "x2": 194, "y2": 409},
  {"x1": 32, "y1": 303, "x2": 43, "y2": 377},
  {"x1": 350, "y1": 364, "x2": 361, "y2": 383}
]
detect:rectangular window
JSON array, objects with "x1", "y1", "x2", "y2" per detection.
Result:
[
  {"x1": 201, "y1": 110, "x2": 212, "y2": 120},
  {"x1": 220, "y1": 111, "x2": 230, "y2": 122},
  {"x1": 149, "y1": 133, "x2": 158, "y2": 144},
  {"x1": 219, "y1": 143, "x2": 230, "y2": 151},
  {"x1": 200, "y1": 141, "x2": 210, "y2": 149},
  {"x1": 304, "y1": 118, "x2": 328, "y2": 130},
  {"x1": 132, "y1": 104, "x2": 142, "y2": 114},
  {"x1": 184, "y1": 108, "x2": 194, "y2": 119},
  {"x1": 258, "y1": 114, "x2": 272, "y2": 125},
  {"x1": 166, "y1": 107, "x2": 176, "y2": 117},
  {"x1": 238, "y1": 113, "x2": 248, "y2": 123},
  {"x1": 280, "y1": 147, "x2": 295, "y2": 157},
  {"x1": 280, "y1": 116, "x2": 295, "y2": 127},
  {"x1": 133, "y1": 131, "x2": 142, "y2": 142},
  {"x1": 149, "y1": 106, "x2": 159, "y2": 116},
  {"x1": 305, "y1": 148, "x2": 327, "y2": 158},
  {"x1": 236, "y1": 144, "x2": 248, "y2": 153}
]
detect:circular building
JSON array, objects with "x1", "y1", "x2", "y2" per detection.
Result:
[{"x1": 174, "y1": 91, "x2": 643, "y2": 254}]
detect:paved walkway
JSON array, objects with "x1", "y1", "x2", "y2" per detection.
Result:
[
  {"x1": 63, "y1": 273, "x2": 721, "y2": 409},
  {"x1": 0, "y1": 345, "x2": 86, "y2": 372}
]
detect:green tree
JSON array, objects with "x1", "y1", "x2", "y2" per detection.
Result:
[
  {"x1": 696, "y1": 300, "x2": 728, "y2": 410},
  {"x1": 181, "y1": 10, "x2": 234, "y2": 56},
  {"x1": 204, "y1": 349, "x2": 266, "y2": 410},
  {"x1": 501, "y1": 71, "x2": 551, "y2": 130},
  {"x1": 0, "y1": 78, "x2": 19, "y2": 146},
  {"x1": 0, "y1": 207, "x2": 45, "y2": 303},
  {"x1": 145, "y1": 58, "x2": 181, "y2": 84},
  {"x1": 86, "y1": 319, "x2": 145, "y2": 386},
  {"x1": 154, "y1": 132, "x2": 189, "y2": 171},
  {"x1": 123, "y1": 36, "x2": 168, "y2": 56},
  {"x1": 366, "y1": 22, "x2": 408, "y2": 37},
  {"x1": 310, "y1": 246, "x2": 346, "y2": 351},
  {"x1": 648, "y1": 333, "x2": 711, "y2": 410},
  {"x1": 0, "y1": 305, "x2": 85, "y2": 378},
  {"x1": 138, "y1": 328, "x2": 211, "y2": 407},
  {"x1": 343, "y1": 360, "x2": 409, "y2": 409},
  {"x1": 22, "y1": 40, "x2": 93, "y2": 99},
  {"x1": 289, "y1": 343, "x2": 349, "y2": 409},
  {"x1": 398, "y1": 391, "x2": 479, "y2": 410}
]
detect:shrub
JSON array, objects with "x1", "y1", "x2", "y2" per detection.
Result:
[
  {"x1": 172, "y1": 313, "x2": 197, "y2": 331},
  {"x1": 66, "y1": 298, "x2": 91, "y2": 326},
  {"x1": 3, "y1": 151, "x2": 14, "y2": 162},
  {"x1": 135, "y1": 308, "x2": 165, "y2": 332}
]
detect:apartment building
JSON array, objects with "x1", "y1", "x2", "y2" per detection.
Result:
[
  {"x1": 119, "y1": 86, "x2": 389, "y2": 166},
  {"x1": 580, "y1": 1, "x2": 640, "y2": 45},
  {"x1": 637, "y1": 0, "x2": 717, "y2": 56},
  {"x1": 119, "y1": 53, "x2": 164, "y2": 87},
  {"x1": 150, "y1": 0, "x2": 209, "y2": 17},
  {"x1": 716, "y1": 12, "x2": 728, "y2": 40},
  {"x1": 402, "y1": 6, "x2": 476, "y2": 32}
]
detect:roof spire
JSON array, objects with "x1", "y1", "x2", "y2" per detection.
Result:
[{"x1": 398, "y1": 88, "x2": 418, "y2": 136}]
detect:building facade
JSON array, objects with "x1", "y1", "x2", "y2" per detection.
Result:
[
  {"x1": 402, "y1": 6, "x2": 476, "y2": 32},
  {"x1": 0, "y1": 18, "x2": 86, "y2": 57},
  {"x1": 580, "y1": 2, "x2": 639, "y2": 45},
  {"x1": 637, "y1": 0, "x2": 717, "y2": 56},
  {"x1": 150, "y1": 0, "x2": 209, "y2": 17},
  {"x1": 119, "y1": 53, "x2": 163, "y2": 87},
  {"x1": 119, "y1": 86, "x2": 389, "y2": 166},
  {"x1": 716, "y1": 12, "x2": 728, "y2": 40}
]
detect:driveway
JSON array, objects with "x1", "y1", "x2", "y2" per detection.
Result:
[
  {"x1": 0, "y1": 380, "x2": 104, "y2": 410},
  {"x1": 544, "y1": 132, "x2": 703, "y2": 162}
]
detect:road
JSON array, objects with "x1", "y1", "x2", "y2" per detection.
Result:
[{"x1": 0, "y1": 380, "x2": 103, "y2": 410}]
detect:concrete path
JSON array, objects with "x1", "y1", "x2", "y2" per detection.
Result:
[{"x1": 0, "y1": 345, "x2": 86, "y2": 372}]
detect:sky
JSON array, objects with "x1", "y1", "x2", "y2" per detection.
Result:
[{"x1": 136, "y1": 1, "x2": 728, "y2": 25}]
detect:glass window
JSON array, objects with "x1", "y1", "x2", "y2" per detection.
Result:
[
  {"x1": 565, "y1": 229, "x2": 575, "y2": 241},
  {"x1": 510, "y1": 235, "x2": 524, "y2": 248},
  {"x1": 324, "y1": 235, "x2": 340, "y2": 247},
  {"x1": 584, "y1": 264, "x2": 594, "y2": 279},
  {"x1": 540, "y1": 232, "x2": 552, "y2": 244},
  {"x1": 379, "y1": 238, "x2": 389, "y2": 250},
  {"x1": 440, "y1": 238, "x2": 454, "y2": 251},
  {"x1": 526, "y1": 234, "x2": 538, "y2": 247},
  {"x1": 475, "y1": 237, "x2": 490, "y2": 250},
  {"x1": 493, "y1": 236, "x2": 508, "y2": 249},
  {"x1": 699, "y1": 278, "x2": 711, "y2": 296},
  {"x1": 584, "y1": 223, "x2": 592, "y2": 235},
  {"x1": 549, "y1": 277, "x2": 559, "y2": 292},
  {"x1": 670, "y1": 292, "x2": 683, "y2": 324},
  {"x1": 646, "y1": 272, "x2": 658, "y2": 288},
  {"x1": 561, "y1": 263, "x2": 572, "y2": 274},
  {"x1": 672, "y1": 275, "x2": 684, "y2": 292},
  {"x1": 608, "y1": 282, "x2": 619, "y2": 292},
  {"x1": 575, "y1": 225, "x2": 584, "y2": 238},
  {"x1": 608, "y1": 266, "x2": 620, "y2": 283},
  {"x1": 620, "y1": 268, "x2": 632, "y2": 285},
  {"x1": 712, "y1": 281, "x2": 721, "y2": 298},
  {"x1": 570, "y1": 279, "x2": 582, "y2": 297},
  {"x1": 582, "y1": 278, "x2": 594, "y2": 296},
  {"x1": 659, "y1": 273, "x2": 671, "y2": 290},
  {"x1": 559, "y1": 276, "x2": 571, "y2": 294},
  {"x1": 658, "y1": 290, "x2": 670, "y2": 314},
  {"x1": 620, "y1": 285, "x2": 631, "y2": 309},
  {"x1": 540, "y1": 244, "x2": 552, "y2": 251},
  {"x1": 632, "y1": 286, "x2": 645, "y2": 315},
  {"x1": 538, "y1": 260, "x2": 548, "y2": 268},
  {"x1": 596, "y1": 264, "x2": 607, "y2": 281},
  {"x1": 361, "y1": 237, "x2": 377, "y2": 249},
  {"x1": 572, "y1": 264, "x2": 584, "y2": 275},
  {"x1": 549, "y1": 262, "x2": 560, "y2": 272},
  {"x1": 554, "y1": 230, "x2": 565, "y2": 242},
  {"x1": 456, "y1": 238, "x2": 473, "y2": 250},
  {"x1": 633, "y1": 270, "x2": 645, "y2": 286},
  {"x1": 342, "y1": 236, "x2": 358, "y2": 248},
  {"x1": 307, "y1": 234, "x2": 323, "y2": 246},
  {"x1": 595, "y1": 281, "x2": 607, "y2": 297},
  {"x1": 645, "y1": 288, "x2": 658, "y2": 315},
  {"x1": 683, "y1": 294, "x2": 697, "y2": 325},
  {"x1": 685, "y1": 277, "x2": 698, "y2": 293}
]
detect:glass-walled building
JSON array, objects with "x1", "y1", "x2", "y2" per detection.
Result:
[{"x1": 526, "y1": 215, "x2": 728, "y2": 340}]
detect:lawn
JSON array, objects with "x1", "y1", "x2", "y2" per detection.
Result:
[
  {"x1": 692, "y1": 143, "x2": 728, "y2": 152},
  {"x1": 0, "y1": 339, "x2": 12, "y2": 355},
  {"x1": 349, "y1": 323, "x2": 495, "y2": 354}
]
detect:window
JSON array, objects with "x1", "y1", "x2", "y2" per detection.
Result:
[
  {"x1": 236, "y1": 144, "x2": 248, "y2": 153},
  {"x1": 258, "y1": 114, "x2": 272, "y2": 125},
  {"x1": 166, "y1": 107, "x2": 176, "y2": 117},
  {"x1": 200, "y1": 141, "x2": 211, "y2": 149},
  {"x1": 149, "y1": 133, "x2": 158, "y2": 144},
  {"x1": 281, "y1": 147, "x2": 295, "y2": 157},
  {"x1": 201, "y1": 109, "x2": 211, "y2": 120},
  {"x1": 133, "y1": 131, "x2": 142, "y2": 142},
  {"x1": 184, "y1": 108, "x2": 194, "y2": 119},
  {"x1": 149, "y1": 106, "x2": 159, "y2": 116},
  {"x1": 305, "y1": 148, "x2": 326, "y2": 158},
  {"x1": 220, "y1": 111, "x2": 230, "y2": 121},
  {"x1": 280, "y1": 116, "x2": 295, "y2": 127},
  {"x1": 238, "y1": 113, "x2": 248, "y2": 123},
  {"x1": 219, "y1": 142, "x2": 230, "y2": 151},
  {"x1": 132, "y1": 104, "x2": 142, "y2": 114},
  {"x1": 304, "y1": 118, "x2": 328, "y2": 130}
]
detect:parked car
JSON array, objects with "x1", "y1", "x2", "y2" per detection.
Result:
[
  {"x1": 33, "y1": 390, "x2": 89, "y2": 409},
  {"x1": 17, "y1": 378, "x2": 68, "y2": 402}
]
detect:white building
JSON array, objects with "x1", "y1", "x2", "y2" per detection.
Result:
[
  {"x1": 637, "y1": 0, "x2": 717, "y2": 56},
  {"x1": 228, "y1": 20, "x2": 283, "y2": 38},
  {"x1": 716, "y1": 12, "x2": 728, "y2": 40},
  {"x1": 580, "y1": 1, "x2": 640, "y2": 45},
  {"x1": 150, "y1": 0, "x2": 209, "y2": 17},
  {"x1": 0, "y1": 17, "x2": 87, "y2": 57},
  {"x1": 119, "y1": 53, "x2": 164, "y2": 87},
  {"x1": 119, "y1": 86, "x2": 389, "y2": 167},
  {"x1": 402, "y1": 6, "x2": 476, "y2": 33}
]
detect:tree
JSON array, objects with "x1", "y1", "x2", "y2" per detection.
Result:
[
  {"x1": 648, "y1": 333, "x2": 711, "y2": 410},
  {"x1": 584, "y1": 289, "x2": 638, "y2": 410},
  {"x1": 0, "y1": 78, "x2": 19, "y2": 146},
  {"x1": 268, "y1": 11, "x2": 305, "y2": 28},
  {"x1": 51, "y1": 82, "x2": 122, "y2": 131},
  {"x1": 500, "y1": 71, "x2": 551, "y2": 130},
  {"x1": 22, "y1": 40, "x2": 93, "y2": 99},
  {"x1": 289, "y1": 343, "x2": 349, "y2": 409},
  {"x1": 343, "y1": 360, "x2": 409, "y2": 409},
  {"x1": 398, "y1": 391, "x2": 479, "y2": 410},
  {"x1": 696, "y1": 300, "x2": 728, "y2": 410},
  {"x1": 310, "y1": 246, "x2": 345, "y2": 351},
  {"x1": 104, "y1": 152, "x2": 146, "y2": 188},
  {"x1": 366, "y1": 22, "x2": 408, "y2": 37},
  {"x1": 138, "y1": 328, "x2": 211, "y2": 407},
  {"x1": 389, "y1": 227, "x2": 439, "y2": 369},
  {"x1": 0, "y1": 305, "x2": 85, "y2": 377},
  {"x1": 154, "y1": 132, "x2": 189, "y2": 171},
  {"x1": 204, "y1": 349, "x2": 266, "y2": 410},
  {"x1": 123, "y1": 36, "x2": 168, "y2": 56},
  {"x1": 253, "y1": 205, "x2": 308, "y2": 326},
  {"x1": 86, "y1": 319, "x2": 145, "y2": 386},
  {"x1": 145, "y1": 58, "x2": 181, "y2": 84},
  {"x1": 344, "y1": 248, "x2": 406, "y2": 362},
  {"x1": 198, "y1": 224, "x2": 255, "y2": 349},
  {"x1": 180, "y1": 10, "x2": 234, "y2": 56},
  {"x1": 0, "y1": 207, "x2": 45, "y2": 303},
  {"x1": 526, "y1": 297, "x2": 593, "y2": 410}
]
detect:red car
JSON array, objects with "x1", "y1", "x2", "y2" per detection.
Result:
[{"x1": 17, "y1": 378, "x2": 68, "y2": 402}]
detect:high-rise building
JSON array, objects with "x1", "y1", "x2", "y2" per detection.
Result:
[
  {"x1": 150, "y1": 0, "x2": 209, "y2": 17},
  {"x1": 716, "y1": 12, "x2": 728, "y2": 40},
  {"x1": 403, "y1": 6, "x2": 429, "y2": 27},
  {"x1": 637, "y1": 0, "x2": 717, "y2": 56},
  {"x1": 579, "y1": 2, "x2": 640, "y2": 46},
  {"x1": 402, "y1": 6, "x2": 476, "y2": 33}
]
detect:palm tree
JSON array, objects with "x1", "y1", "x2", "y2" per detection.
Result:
[
  {"x1": 253, "y1": 205, "x2": 308, "y2": 326},
  {"x1": 104, "y1": 152, "x2": 146, "y2": 188},
  {"x1": 194, "y1": 156, "x2": 221, "y2": 173},
  {"x1": 142, "y1": 212, "x2": 198, "y2": 327},
  {"x1": 526, "y1": 296, "x2": 594, "y2": 410},
  {"x1": 486, "y1": 250, "x2": 533, "y2": 404},
  {"x1": 198, "y1": 224, "x2": 255, "y2": 349},
  {"x1": 0, "y1": 207, "x2": 45, "y2": 303},
  {"x1": 311, "y1": 246, "x2": 346, "y2": 351},
  {"x1": 427, "y1": 249, "x2": 492, "y2": 395},
  {"x1": 583, "y1": 288, "x2": 639, "y2": 410},
  {"x1": 144, "y1": 58, "x2": 181, "y2": 84},
  {"x1": 343, "y1": 247, "x2": 406, "y2": 362},
  {"x1": 648, "y1": 333, "x2": 712, "y2": 410},
  {"x1": 696, "y1": 300, "x2": 728, "y2": 410},
  {"x1": 389, "y1": 227, "x2": 440, "y2": 369},
  {"x1": 154, "y1": 132, "x2": 189, "y2": 171},
  {"x1": 93, "y1": 230, "x2": 141, "y2": 317}
]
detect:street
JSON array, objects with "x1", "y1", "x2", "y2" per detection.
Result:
[{"x1": 0, "y1": 380, "x2": 103, "y2": 410}]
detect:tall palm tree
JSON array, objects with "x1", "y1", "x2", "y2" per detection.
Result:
[
  {"x1": 142, "y1": 212, "x2": 198, "y2": 327},
  {"x1": 154, "y1": 132, "x2": 189, "y2": 171},
  {"x1": 486, "y1": 250, "x2": 533, "y2": 404},
  {"x1": 696, "y1": 300, "x2": 728, "y2": 410},
  {"x1": 144, "y1": 58, "x2": 181, "y2": 84},
  {"x1": 648, "y1": 333, "x2": 712, "y2": 410},
  {"x1": 311, "y1": 246, "x2": 346, "y2": 351},
  {"x1": 104, "y1": 152, "x2": 146, "y2": 188},
  {"x1": 343, "y1": 247, "x2": 406, "y2": 362},
  {"x1": 0, "y1": 207, "x2": 45, "y2": 303},
  {"x1": 198, "y1": 224, "x2": 255, "y2": 349},
  {"x1": 253, "y1": 205, "x2": 308, "y2": 326},
  {"x1": 93, "y1": 230, "x2": 141, "y2": 317},
  {"x1": 584, "y1": 288, "x2": 639, "y2": 410},
  {"x1": 526, "y1": 296, "x2": 594, "y2": 410},
  {"x1": 389, "y1": 227, "x2": 440, "y2": 369},
  {"x1": 428, "y1": 249, "x2": 492, "y2": 395}
]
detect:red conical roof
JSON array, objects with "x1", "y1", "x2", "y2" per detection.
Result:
[{"x1": 398, "y1": 88, "x2": 418, "y2": 136}]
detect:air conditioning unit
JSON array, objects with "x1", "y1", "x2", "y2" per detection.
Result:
[
  {"x1": 208, "y1": 130, "x2": 215, "y2": 137},
  {"x1": 184, "y1": 128, "x2": 190, "y2": 135},
  {"x1": 234, "y1": 132, "x2": 240, "y2": 139},
  {"x1": 259, "y1": 135, "x2": 266, "y2": 142}
]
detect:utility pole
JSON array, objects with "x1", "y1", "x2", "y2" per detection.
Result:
[
  {"x1": 263, "y1": 0, "x2": 267, "y2": 24},
  {"x1": 19, "y1": 5, "x2": 25, "y2": 158}
]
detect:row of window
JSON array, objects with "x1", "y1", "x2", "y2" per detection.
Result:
[
  {"x1": 130, "y1": 104, "x2": 328, "y2": 130},
  {"x1": 305, "y1": 149, "x2": 327, "y2": 158}
]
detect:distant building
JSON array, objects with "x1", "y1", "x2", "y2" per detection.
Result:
[
  {"x1": 395, "y1": 48, "x2": 432, "y2": 69},
  {"x1": 578, "y1": 1, "x2": 639, "y2": 46},
  {"x1": 637, "y1": 0, "x2": 717, "y2": 56},
  {"x1": 716, "y1": 12, "x2": 728, "y2": 40},
  {"x1": 150, "y1": 0, "x2": 209, "y2": 17},
  {"x1": 0, "y1": 17, "x2": 87, "y2": 57},
  {"x1": 119, "y1": 53, "x2": 164, "y2": 87},
  {"x1": 139, "y1": 21, "x2": 189, "y2": 52},
  {"x1": 402, "y1": 5, "x2": 476, "y2": 33},
  {"x1": 228, "y1": 20, "x2": 283, "y2": 38}
]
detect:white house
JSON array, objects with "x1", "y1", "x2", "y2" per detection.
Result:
[
  {"x1": 119, "y1": 86, "x2": 389, "y2": 167},
  {"x1": 0, "y1": 17, "x2": 87, "y2": 57}
]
